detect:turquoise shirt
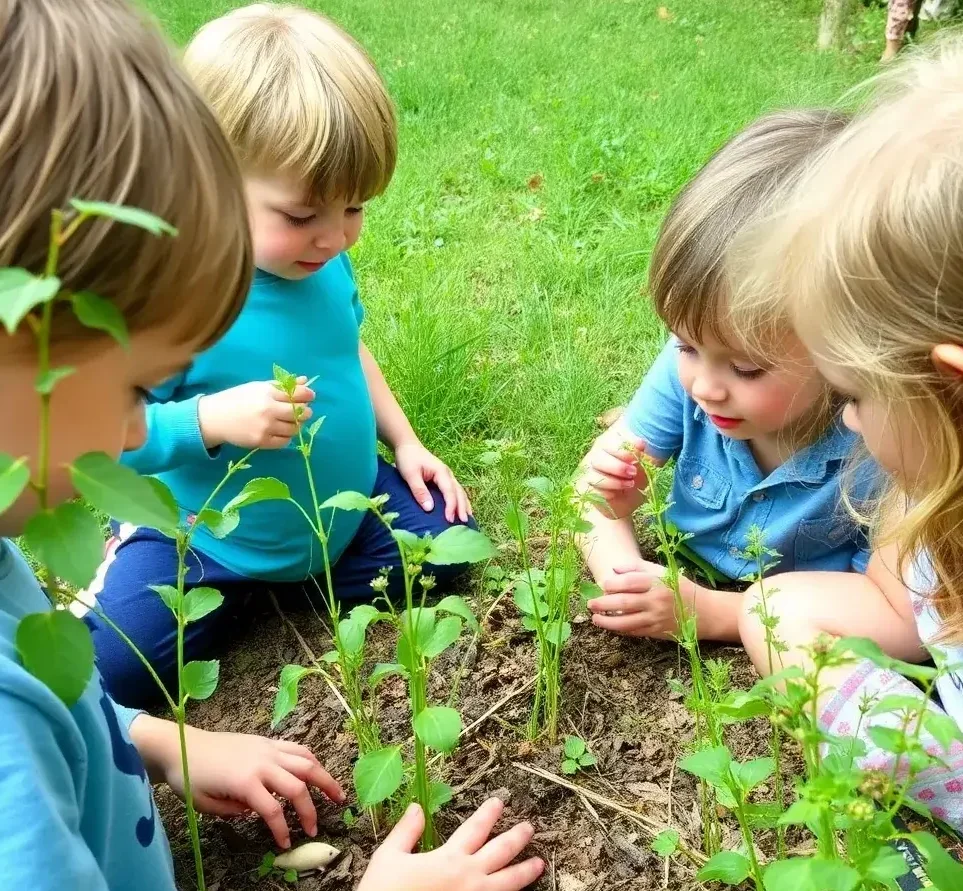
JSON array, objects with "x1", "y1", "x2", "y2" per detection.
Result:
[
  {"x1": 624, "y1": 339, "x2": 875, "y2": 579},
  {"x1": 0, "y1": 540, "x2": 175, "y2": 889},
  {"x1": 124, "y1": 254, "x2": 378, "y2": 581}
]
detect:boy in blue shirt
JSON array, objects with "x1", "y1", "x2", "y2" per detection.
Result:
[
  {"x1": 78, "y1": 3, "x2": 477, "y2": 708},
  {"x1": 579, "y1": 110, "x2": 876, "y2": 642},
  {"x1": 0, "y1": 2, "x2": 542, "y2": 888}
]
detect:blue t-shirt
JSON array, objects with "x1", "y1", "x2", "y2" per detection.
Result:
[
  {"x1": 624, "y1": 339, "x2": 874, "y2": 579},
  {"x1": 123, "y1": 254, "x2": 378, "y2": 581},
  {"x1": 0, "y1": 540, "x2": 175, "y2": 889}
]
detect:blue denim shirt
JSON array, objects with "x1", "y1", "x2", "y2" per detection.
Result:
[{"x1": 624, "y1": 340, "x2": 874, "y2": 579}]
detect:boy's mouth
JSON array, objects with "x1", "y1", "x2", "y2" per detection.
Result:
[
  {"x1": 296, "y1": 260, "x2": 325, "y2": 273},
  {"x1": 709, "y1": 414, "x2": 742, "y2": 430}
]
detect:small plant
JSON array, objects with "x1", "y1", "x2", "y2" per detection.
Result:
[
  {"x1": 256, "y1": 852, "x2": 298, "y2": 885},
  {"x1": 561, "y1": 735, "x2": 597, "y2": 774}
]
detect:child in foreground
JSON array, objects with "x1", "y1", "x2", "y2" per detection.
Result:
[
  {"x1": 80, "y1": 3, "x2": 476, "y2": 708},
  {"x1": 736, "y1": 41, "x2": 963, "y2": 832},
  {"x1": 578, "y1": 110, "x2": 874, "y2": 642},
  {"x1": 0, "y1": 1, "x2": 542, "y2": 888}
]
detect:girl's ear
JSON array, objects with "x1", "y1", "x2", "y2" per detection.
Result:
[{"x1": 932, "y1": 344, "x2": 963, "y2": 380}]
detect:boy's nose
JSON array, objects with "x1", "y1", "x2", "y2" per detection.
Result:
[
  {"x1": 690, "y1": 374, "x2": 726, "y2": 404},
  {"x1": 315, "y1": 226, "x2": 347, "y2": 255}
]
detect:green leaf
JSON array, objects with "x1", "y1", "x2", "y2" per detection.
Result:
[
  {"x1": 69, "y1": 291, "x2": 129, "y2": 348},
  {"x1": 182, "y1": 660, "x2": 219, "y2": 701},
  {"x1": 425, "y1": 525, "x2": 497, "y2": 566},
  {"x1": 428, "y1": 781, "x2": 453, "y2": 815},
  {"x1": 923, "y1": 711, "x2": 963, "y2": 751},
  {"x1": 70, "y1": 452, "x2": 179, "y2": 534},
  {"x1": 838, "y1": 636, "x2": 938, "y2": 682},
  {"x1": 222, "y1": 477, "x2": 291, "y2": 513},
  {"x1": 392, "y1": 528, "x2": 421, "y2": 550},
  {"x1": 525, "y1": 476, "x2": 554, "y2": 496},
  {"x1": 561, "y1": 759, "x2": 579, "y2": 775},
  {"x1": 272, "y1": 364, "x2": 297, "y2": 395},
  {"x1": 308, "y1": 418, "x2": 324, "y2": 440},
  {"x1": 435, "y1": 594, "x2": 479, "y2": 633},
  {"x1": 651, "y1": 829, "x2": 679, "y2": 857},
  {"x1": 545, "y1": 620, "x2": 571, "y2": 647},
  {"x1": 578, "y1": 581, "x2": 602, "y2": 606},
  {"x1": 778, "y1": 799, "x2": 823, "y2": 829},
  {"x1": 338, "y1": 617, "x2": 367, "y2": 656},
  {"x1": 258, "y1": 852, "x2": 275, "y2": 878},
  {"x1": 273, "y1": 664, "x2": 313, "y2": 728},
  {"x1": 870, "y1": 694, "x2": 927, "y2": 718},
  {"x1": 579, "y1": 753, "x2": 597, "y2": 767},
  {"x1": 16, "y1": 610, "x2": 94, "y2": 706},
  {"x1": 413, "y1": 705, "x2": 462, "y2": 753},
  {"x1": 354, "y1": 745, "x2": 404, "y2": 806},
  {"x1": 183, "y1": 587, "x2": 223, "y2": 623},
  {"x1": 564, "y1": 736, "x2": 586, "y2": 759},
  {"x1": 284, "y1": 868, "x2": 298, "y2": 883},
  {"x1": 730, "y1": 757, "x2": 775, "y2": 795},
  {"x1": 369, "y1": 662, "x2": 408, "y2": 687},
  {"x1": 149, "y1": 584, "x2": 181, "y2": 614},
  {"x1": 868, "y1": 725, "x2": 907, "y2": 754},
  {"x1": 763, "y1": 857, "x2": 859, "y2": 891},
  {"x1": 865, "y1": 848, "x2": 909, "y2": 886},
  {"x1": 0, "y1": 268, "x2": 61, "y2": 334},
  {"x1": 22, "y1": 502, "x2": 103, "y2": 587},
  {"x1": 717, "y1": 690, "x2": 771, "y2": 723},
  {"x1": 513, "y1": 581, "x2": 548, "y2": 618},
  {"x1": 194, "y1": 508, "x2": 239, "y2": 540},
  {"x1": 321, "y1": 650, "x2": 340, "y2": 664},
  {"x1": 697, "y1": 851, "x2": 751, "y2": 885},
  {"x1": 320, "y1": 491, "x2": 372, "y2": 512},
  {"x1": 909, "y1": 832, "x2": 963, "y2": 890},
  {"x1": 349, "y1": 603, "x2": 387, "y2": 630},
  {"x1": 0, "y1": 454, "x2": 29, "y2": 514},
  {"x1": 69, "y1": 199, "x2": 177, "y2": 236},
  {"x1": 504, "y1": 504, "x2": 529, "y2": 540},
  {"x1": 679, "y1": 745, "x2": 732, "y2": 787},
  {"x1": 422, "y1": 616, "x2": 463, "y2": 659},
  {"x1": 35, "y1": 366, "x2": 75, "y2": 395}
]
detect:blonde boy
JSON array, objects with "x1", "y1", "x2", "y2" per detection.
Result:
[{"x1": 83, "y1": 4, "x2": 475, "y2": 708}]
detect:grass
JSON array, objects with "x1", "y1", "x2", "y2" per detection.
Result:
[{"x1": 143, "y1": 0, "x2": 898, "y2": 532}]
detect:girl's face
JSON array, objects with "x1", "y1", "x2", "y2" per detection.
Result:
[
  {"x1": 674, "y1": 330, "x2": 826, "y2": 443},
  {"x1": 245, "y1": 173, "x2": 364, "y2": 280},
  {"x1": 0, "y1": 330, "x2": 195, "y2": 536}
]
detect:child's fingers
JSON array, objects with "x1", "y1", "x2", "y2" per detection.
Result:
[
  {"x1": 475, "y1": 821, "x2": 535, "y2": 873},
  {"x1": 378, "y1": 803, "x2": 425, "y2": 853},
  {"x1": 271, "y1": 402, "x2": 312, "y2": 424},
  {"x1": 432, "y1": 469, "x2": 460, "y2": 523},
  {"x1": 587, "y1": 593, "x2": 646, "y2": 614},
  {"x1": 264, "y1": 764, "x2": 319, "y2": 839},
  {"x1": 276, "y1": 752, "x2": 346, "y2": 803},
  {"x1": 487, "y1": 857, "x2": 546, "y2": 891},
  {"x1": 601, "y1": 571, "x2": 653, "y2": 595},
  {"x1": 586, "y1": 472, "x2": 633, "y2": 494},
  {"x1": 272, "y1": 382, "x2": 315, "y2": 404},
  {"x1": 591, "y1": 610, "x2": 654, "y2": 636},
  {"x1": 447, "y1": 798, "x2": 506, "y2": 854},
  {"x1": 590, "y1": 451, "x2": 636, "y2": 480},
  {"x1": 246, "y1": 783, "x2": 294, "y2": 849}
]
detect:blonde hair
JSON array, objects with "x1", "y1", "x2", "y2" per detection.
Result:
[
  {"x1": 184, "y1": 3, "x2": 397, "y2": 204},
  {"x1": 0, "y1": 0, "x2": 251, "y2": 352},
  {"x1": 651, "y1": 109, "x2": 851, "y2": 445},
  {"x1": 734, "y1": 41, "x2": 963, "y2": 640}
]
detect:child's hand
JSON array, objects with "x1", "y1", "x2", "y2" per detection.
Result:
[
  {"x1": 152, "y1": 722, "x2": 345, "y2": 849},
  {"x1": 587, "y1": 558, "x2": 690, "y2": 639},
  {"x1": 394, "y1": 440, "x2": 471, "y2": 523},
  {"x1": 358, "y1": 799, "x2": 544, "y2": 891},
  {"x1": 198, "y1": 377, "x2": 314, "y2": 450},
  {"x1": 582, "y1": 425, "x2": 647, "y2": 519}
]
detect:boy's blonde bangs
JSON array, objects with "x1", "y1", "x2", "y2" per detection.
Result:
[
  {"x1": 0, "y1": 0, "x2": 251, "y2": 354},
  {"x1": 185, "y1": 4, "x2": 397, "y2": 204},
  {"x1": 735, "y1": 41, "x2": 963, "y2": 640}
]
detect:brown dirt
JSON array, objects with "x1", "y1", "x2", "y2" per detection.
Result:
[{"x1": 155, "y1": 577, "x2": 777, "y2": 891}]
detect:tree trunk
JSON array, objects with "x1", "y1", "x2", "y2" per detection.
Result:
[{"x1": 817, "y1": 0, "x2": 851, "y2": 50}]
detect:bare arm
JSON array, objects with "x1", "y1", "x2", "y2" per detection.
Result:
[{"x1": 360, "y1": 342, "x2": 419, "y2": 450}]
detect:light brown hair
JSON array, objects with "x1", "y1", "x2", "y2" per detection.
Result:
[
  {"x1": 184, "y1": 3, "x2": 397, "y2": 204},
  {"x1": 0, "y1": 0, "x2": 252, "y2": 352}
]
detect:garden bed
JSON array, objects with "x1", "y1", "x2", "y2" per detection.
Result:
[{"x1": 157, "y1": 588, "x2": 768, "y2": 891}]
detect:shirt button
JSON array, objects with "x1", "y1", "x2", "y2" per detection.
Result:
[
  {"x1": 691, "y1": 475, "x2": 704, "y2": 489},
  {"x1": 752, "y1": 492, "x2": 766, "y2": 503},
  {"x1": 729, "y1": 545, "x2": 741, "y2": 557}
]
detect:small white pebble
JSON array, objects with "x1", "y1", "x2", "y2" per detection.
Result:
[{"x1": 274, "y1": 842, "x2": 341, "y2": 873}]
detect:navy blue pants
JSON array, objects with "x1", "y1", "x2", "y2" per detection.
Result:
[{"x1": 83, "y1": 458, "x2": 473, "y2": 709}]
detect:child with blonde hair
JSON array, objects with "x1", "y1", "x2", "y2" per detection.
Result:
[
  {"x1": 81, "y1": 3, "x2": 476, "y2": 708},
  {"x1": 737, "y1": 40, "x2": 963, "y2": 832},
  {"x1": 0, "y1": 1, "x2": 542, "y2": 887},
  {"x1": 579, "y1": 110, "x2": 875, "y2": 642}
]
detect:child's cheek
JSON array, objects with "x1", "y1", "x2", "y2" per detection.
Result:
[{"x1": 253, "y1": 222, "x2": 307, "y2": 268}]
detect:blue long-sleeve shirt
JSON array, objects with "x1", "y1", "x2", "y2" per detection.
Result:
[
  {"x1": 0, "y1": 539, "x2": 175, "y2": 889},
  {"x1": 123, "y1": 254, "x2": 378, "y2": 581}
]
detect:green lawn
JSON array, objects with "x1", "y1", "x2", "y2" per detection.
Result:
[{"x1": 145, "y1": 0, "x2": 887, "y2": 530}]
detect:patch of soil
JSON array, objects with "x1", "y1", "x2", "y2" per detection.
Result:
[{"x1": 156, "y1": 580, "x2": 774, "y2": 891}]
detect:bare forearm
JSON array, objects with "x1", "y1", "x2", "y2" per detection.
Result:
[{"x1": 360, "y1": 342, "x2": 419, "y2": 449}]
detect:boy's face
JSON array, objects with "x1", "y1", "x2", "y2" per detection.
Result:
[
  {"x1": 674, "y1": 329, "x2": 825, "y2": 443},
  {"x1": 245, "y1": 174, "x2": 364, "y2": 279},
  {"x1": 0, "y1": 331, "x2": 193, "y2": 536}
]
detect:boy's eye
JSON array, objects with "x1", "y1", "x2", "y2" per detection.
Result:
[
  {"x1": 675, "y1": 342, "x2": 697, "y2": 356},
  {"x1": 282, "y1": 212, "x2": 315, "y2": 228},
  {"x1": 732, "y1": 365, "x2": 766, "y2": 381},
  {"x1": 346, "y1": 206, "x2": 364, "y2": 216}
]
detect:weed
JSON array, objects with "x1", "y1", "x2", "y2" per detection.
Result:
[
  {"x1": 256, "y1": 852, "x2": 298, "y2": 885},
  {"x1": 561, "y1": 736, "x2": 597, "y2": 775}
]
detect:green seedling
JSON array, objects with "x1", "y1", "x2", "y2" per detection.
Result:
[
  {"x1": 561, "y1": 735, "x2": 597, "y2": 774},
  {"x1": 256, "y1": 853, "x2": 298, "y2": 884}
]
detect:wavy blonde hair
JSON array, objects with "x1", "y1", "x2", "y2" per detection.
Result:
[
  {"x1": 0, "y1": 0, "x2": 251, "y2": 352},
  {"x1": 733, "y1": 41, "x2": 963, "y2": 641},
  {"x1": 184, "y1": 3, "x2": 397, "y2": 204}
]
